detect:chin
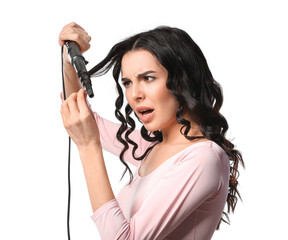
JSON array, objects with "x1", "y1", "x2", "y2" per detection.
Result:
[{"x1": 142, "y1": 123, "x2": 160, "y2": 133}]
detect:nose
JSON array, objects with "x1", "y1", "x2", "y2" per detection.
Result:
[{"x1": 131, "y1": 82, "x2": 145, "y2": 102}]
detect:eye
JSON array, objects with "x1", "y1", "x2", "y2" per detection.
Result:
[
  {"x1": 143, "y1": 76, "x2": 155, "y2": 82},
  {"x1": 122, "y1": 80, "x2": 132, "y2": 88}
]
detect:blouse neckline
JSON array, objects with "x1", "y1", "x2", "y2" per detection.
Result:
[{"x1": 136, "y1": 140, "x2": 212, "y2": 179}]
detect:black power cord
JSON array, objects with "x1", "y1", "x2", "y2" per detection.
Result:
[
  {"x1": 61, "y1": 42, "x2": 94, "y2": 239},
  {"x1": 61, "y1": 46, "x2": 72, "y2": 240}
]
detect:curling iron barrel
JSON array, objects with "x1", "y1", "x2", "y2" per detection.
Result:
[{"x1": 65, "y1": 41, "x2": 94, "y2": 98}]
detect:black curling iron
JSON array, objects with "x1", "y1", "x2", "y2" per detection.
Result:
[{"x1": 65, "y1": 41, "x2": 94, "y2": 98}]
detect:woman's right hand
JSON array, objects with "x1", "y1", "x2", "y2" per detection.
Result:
[{"x1": 58, "y1": 22, "x2": 92, "y2": 64}]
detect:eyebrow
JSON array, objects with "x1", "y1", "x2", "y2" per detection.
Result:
[
  {"x1": 121, "y1": 70, "x2": 156, "y2": 82},
  {"x1": 137, "y1": 70, "x2": 156, "y2": 78}
]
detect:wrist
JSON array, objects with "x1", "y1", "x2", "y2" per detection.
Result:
[{"x1": 78, "y1": 143, "x2": 103, "y2": 161}]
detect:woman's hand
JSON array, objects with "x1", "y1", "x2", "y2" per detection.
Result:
[
  {"x1": 58, "y1": 22, "x2": 92, "y2": 64},
  {"x1": 61, "y1": 89, "x2": 115, "y2": 212},
  {"x1": 61, "y1": 89, "x2": 100, "y2": 150}
]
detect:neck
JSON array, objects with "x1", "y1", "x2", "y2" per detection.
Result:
[{"x1": 160, "y1": 121, "x2": 203, "y2": 146}]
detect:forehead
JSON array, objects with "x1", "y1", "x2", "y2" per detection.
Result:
[{"x1": 121, "y1": 49, "x2": 165, "y2": 76}]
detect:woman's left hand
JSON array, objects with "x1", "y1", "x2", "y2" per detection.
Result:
[{"x1": 61, "y1": 89, "x2": 101, "y2": 150}]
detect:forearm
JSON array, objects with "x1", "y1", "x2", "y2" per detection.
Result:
[
  {"x1": 78, "y1": 144, "x2": 115, "y2": 212},
  {"x1": 63, "y1": 61, "x2": 82, "y2": 98}
]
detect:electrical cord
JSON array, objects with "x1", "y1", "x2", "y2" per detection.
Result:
[{"x1": 61, "y1": 46, "x2": 72, "y2": 240}]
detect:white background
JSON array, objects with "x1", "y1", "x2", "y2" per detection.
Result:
[{"x1": 0, "y1": 0, "x2": 287, "y2": 239}]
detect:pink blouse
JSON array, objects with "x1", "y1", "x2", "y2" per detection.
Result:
[{"x1": 91, "y1": 113, "x2": 230, "y2": 240}]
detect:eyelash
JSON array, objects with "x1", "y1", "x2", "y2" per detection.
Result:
[
  {"x1": 122, "y1": 76, "x2": 155, "y2": 88},
  {"x1": 122, "y1": 80, "x2": 131, "y2": 87},
  {"x1": 143, "y1": 76, "x2": 155, "y2": 82}
]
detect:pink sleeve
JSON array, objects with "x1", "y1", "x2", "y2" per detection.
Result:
[
  {"x1": 94, "y1": 112, "x2": 153, "y2": 167},
  {"x1": 91, "y1": 145, "x2": 226, "y2": 239}
]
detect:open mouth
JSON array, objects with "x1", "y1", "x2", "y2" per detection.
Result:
[
  {"x1": 136, "y1": 107, "x2": 155, "y2": 122},
  {"x1": 140, "y1": 109, "x2": 154, "y2": 116}
]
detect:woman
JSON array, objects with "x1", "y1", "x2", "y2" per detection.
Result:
[{"x1": 59, "y1": 22, "x2": 244, "y2": 240}]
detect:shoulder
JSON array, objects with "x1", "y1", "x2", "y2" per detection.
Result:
[
  {"x1": 163, "y1": 141, "x2": 229, "y2": 193},
  {"x1": 171, "y1": 140, "x2": 229, "y2": 175},
  {"x1": 176, "y1": 141, "x2": 223, "y2": 162}
]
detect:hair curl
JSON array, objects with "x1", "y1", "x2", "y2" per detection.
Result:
[{"x1": 89, "y1": 26, "x2": 244, "y2": 228}]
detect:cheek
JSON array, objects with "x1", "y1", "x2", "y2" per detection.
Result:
[
  {"x1": 125, "y1": 90, "x2": 132, "y2": 106},
  {"x1": 166, "y1": 98, "x2": 179, "y2": 115},
  {"x1": 157, "y1": 90, "x2": 179, "y2": 114}
]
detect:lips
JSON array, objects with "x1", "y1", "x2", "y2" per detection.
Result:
[{"x1": 136, "y1": 106, "x2": 155, "y2": 123}]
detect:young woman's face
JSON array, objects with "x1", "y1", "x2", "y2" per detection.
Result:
[{"x1": 121, "y1": 49, "x2": 179, "y2": 132}]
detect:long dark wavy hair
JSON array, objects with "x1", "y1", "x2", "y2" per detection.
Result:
[{"x1": 88, "y1": 26, "x2": 244, "y2": 228}]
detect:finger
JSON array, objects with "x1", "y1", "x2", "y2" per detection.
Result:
[
  {"x1": 60, "y1": 22, "x2": 84, "y2": 36},
  {"x1": 77, "y1": 89, "x2": 89, "y2": 113},
  {"x1": 60, "y1": 101, "x2": 70, "y2": 126},
  {"x1": 76, "y1": 35, "x2": 91, "y2": 53},
  {"x1": 59, "y1": 32, "x2": 91, "y2": 52},
  {"x1": 59, "y1": 23, "x2": 74, "y2": 43},
  {"x1": 59, "y1": 22, "x2": 91, "y2": 50},
  {"x1": 67, "y1": 93, "x2": 80, "y2": 115},
  {"x1": 59, "y1": 23, "x2": 86, "y2": 41},
  {"x1": 64, "y1": 22, "x2": 85, "y2": 31}
]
